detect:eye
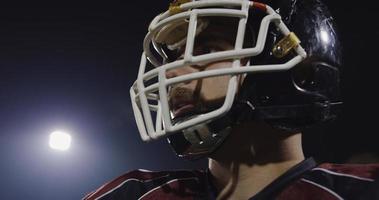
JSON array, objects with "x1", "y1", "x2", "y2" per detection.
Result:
[
  {"x1": 193, "y1": 42, "x2": 224, "y2": 56},
  {"x1": 172, "y1": 40, "x2": 233, "y2": 61}
]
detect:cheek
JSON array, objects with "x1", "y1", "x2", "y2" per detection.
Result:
[
  {"x1": 201, "y1": 75, "x2": 231, "y2": 102},
  {"x1": 199, "y1": 61, "x2": 234, "y2": 103},
  {"x1": 198, "y1": 61, "x2": 246, "y2": 103}
]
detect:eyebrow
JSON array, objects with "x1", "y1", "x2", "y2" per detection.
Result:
[{"x1": 194, "y1": 33, "x2": 235, "y2": 47}]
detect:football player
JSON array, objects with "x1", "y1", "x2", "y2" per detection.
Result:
[{"x1": 84, "y1": 0, "x2": 379, "y2": 199}]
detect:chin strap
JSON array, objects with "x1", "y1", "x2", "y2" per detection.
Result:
[
  {"x1": 167, "y1": 99, "x2": 342, "y2": 160},
  {"x1": 167, "y1": 114, "x2": 234, "y2": 160},
  {"x1": 232, "y1": 100, "x2": 343, "y2": 132}
]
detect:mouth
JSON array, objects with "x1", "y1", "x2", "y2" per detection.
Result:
[
  {"x1": 172, "y1": 102, "x2": 196, "y2": 119},
  {"x1": 171, "y1": 99, "x2": 222, "y2": 121}
]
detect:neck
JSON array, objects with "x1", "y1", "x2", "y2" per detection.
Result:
[{"x1": 208, "y1": 122, "x2": 305, "y2": 200}]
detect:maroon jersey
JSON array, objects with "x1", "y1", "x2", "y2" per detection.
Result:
[{"x1": 83, "y1": 158, "x2": 379, "y2": 200}]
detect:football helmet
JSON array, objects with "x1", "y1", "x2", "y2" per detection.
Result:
[{"x1": 130, "y1": 0, "x2": 342, "y2": 159}]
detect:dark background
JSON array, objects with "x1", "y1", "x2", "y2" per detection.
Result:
[{"x1": 0, "y1": 1, "x2": 377, "y2": 199}]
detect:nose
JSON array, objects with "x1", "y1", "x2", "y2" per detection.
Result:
[
  {"x1": 165, "y1": 65, "x2": 197, "y2": 79},
  {"x1": 165, "y1": 65, "x2": 202, "y2": 89},
  {"x1": 165, "y1": 68, "x2": 179, "y2": 79}
]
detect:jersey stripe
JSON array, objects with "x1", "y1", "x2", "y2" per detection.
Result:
[
  {"x1": 84, "y1": 170, "x2": 202, "y2": 200},
  {"x1": 94, "y1": 176, "x2": 172, "y2": 200},
  {"x1": 138, "y1": 177, "x2": 200, "y2": 200},
  {"x1": 300, "y1": 178, "x2": 344, "y2": 200},
  {"x1": 311, "y1": 168, "x2": 375, "y2": 182}
]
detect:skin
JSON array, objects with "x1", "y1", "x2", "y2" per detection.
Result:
[
  {"x1": 209, "y1": 122, "x2": 304, "y2": 200},
  {"x1": 167, "y1": 21, "x2": 246, "y2": 115},
  {"x1": 166, "y1": 20, "x2": 305, "y2": 200}
]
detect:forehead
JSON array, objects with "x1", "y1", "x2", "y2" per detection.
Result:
[{"x1": 196, "y1": 17, "x2": 238, "y2": 42}]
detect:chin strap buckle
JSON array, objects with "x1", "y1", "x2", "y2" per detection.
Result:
[
  {"x1": 169, "y1": 0, "x2": 191, "y2": 15},
  {"x1": 272, "y1": 32, "x2": 301, "y2": 58}
]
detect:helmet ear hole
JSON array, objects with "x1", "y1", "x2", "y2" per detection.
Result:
[
  {"x1": 292, "y1": 61, "x2": 316, "y2": 90},
  {"x1": 292, "y1": 61, "x2": 340, "y2": 94}
]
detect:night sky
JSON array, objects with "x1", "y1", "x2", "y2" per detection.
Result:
[{"x1": 0, "y1": 1, "x2": 377, "y2": 200}]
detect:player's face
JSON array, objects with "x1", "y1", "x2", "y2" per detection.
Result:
[{"x1": 167, "y1": 24, "x2": 243, "y2": 120}]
